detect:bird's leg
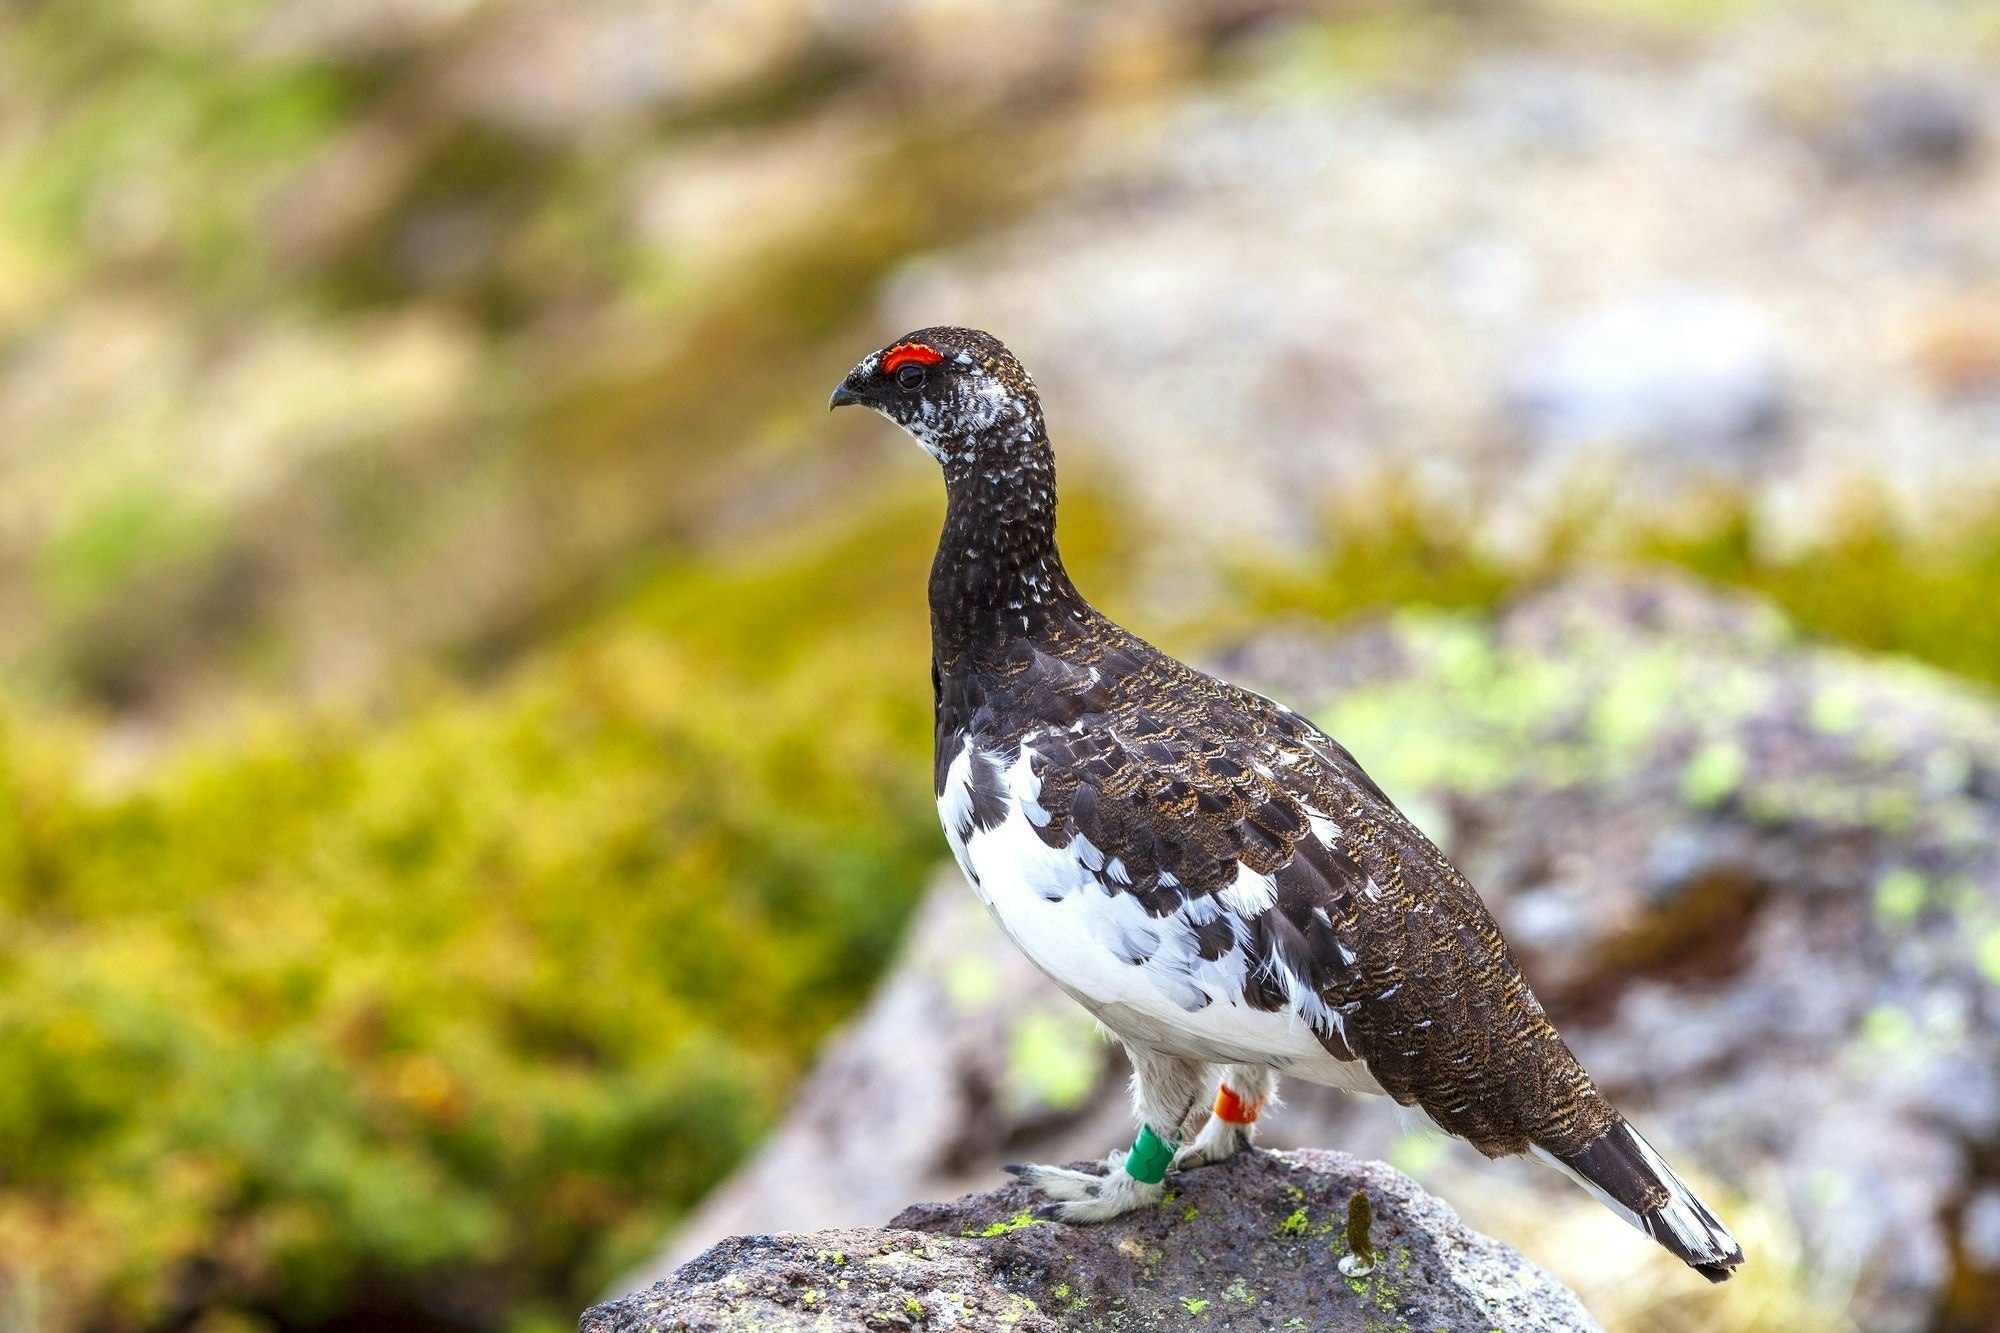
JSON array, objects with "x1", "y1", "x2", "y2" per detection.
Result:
[
  {"x1": 1004, "y1": 1045, "x2": 1207, "y2": 1223},
  {"x1": 1175, "y1": 1064, "x2": 1277, "y2": 1169}
]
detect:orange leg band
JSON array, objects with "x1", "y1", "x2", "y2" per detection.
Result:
[{"x1": 1214, "y1": 1086, "x2": 1262, "y2": 1124}]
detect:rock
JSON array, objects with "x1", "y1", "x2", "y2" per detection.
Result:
[
  {"x1": 1502, "y1": 288, "x2": 1789, "y2": 458},
  {"x1": 583, "y1": 1149, "x2": 1601, "y2": 1333},
  {"x1": 637, "y1": 574, "x2": 2000, "y2": 1331},
  {"x1": 1828, "y1": 78, "x2": 1985, "y2": 175}
]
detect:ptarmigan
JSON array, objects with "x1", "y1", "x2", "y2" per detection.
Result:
[{"x1": 829, "y1": 326, "x2": 1744, "y2": 1281}]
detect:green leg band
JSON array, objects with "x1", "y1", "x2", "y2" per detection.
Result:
[{"x1": 1124, "y1": 1125, "x2": 1177, "y2": 1185}]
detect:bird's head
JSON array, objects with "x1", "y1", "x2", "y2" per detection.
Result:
[{"x1": 828, "y1": 326, "x2": 1043, "y2": 469}]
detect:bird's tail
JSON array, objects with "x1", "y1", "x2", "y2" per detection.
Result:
[{"x1": 1532, "y1": 1120, "x2": 1744, "y2": 1282}]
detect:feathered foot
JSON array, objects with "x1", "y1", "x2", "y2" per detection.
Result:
[
  {"x1": 1007, "y1": 1045, "x2": 1209, "y2": 1224},
  {"x1": 1003, "y1": 1152, "x2": 1164, "y2": 1223},
  {"x1": 1175, "y1": 1064, "x2": 1276, "y2": 1170}
]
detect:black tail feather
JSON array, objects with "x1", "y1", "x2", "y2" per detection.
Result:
[{"x1": 1535, "y1": 1121, "x2": 1744, "y2": 1282}]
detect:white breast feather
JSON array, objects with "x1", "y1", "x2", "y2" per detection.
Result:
[{"x1": 934, "y1": 737, "x2": 1370, "y2": 1083}]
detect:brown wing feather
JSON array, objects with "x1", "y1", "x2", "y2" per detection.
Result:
[
  {"x1": 1273, "y1": 760, "x2": 1616, "y2": 1157},
  {"x1": 945, "y1": 620, "x2": 1616, "y2": 1159}
]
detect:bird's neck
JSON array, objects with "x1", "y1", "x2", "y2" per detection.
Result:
[{"x1": 929, "y1": 433, "x2": 1086, "y2": 672}]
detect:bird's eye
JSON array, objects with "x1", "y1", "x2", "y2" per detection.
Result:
[{"x1": 895, "y1": 363, "x2": 927, "y2": 391}]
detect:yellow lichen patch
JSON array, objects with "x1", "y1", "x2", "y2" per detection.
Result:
[{"x1": 965, "y1": 1209, "x2": 1045, "y2": 1238}]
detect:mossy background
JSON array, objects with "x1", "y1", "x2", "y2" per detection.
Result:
[{"x1": 2, "y1": 2, "x2": 1998, "y2": 1331}]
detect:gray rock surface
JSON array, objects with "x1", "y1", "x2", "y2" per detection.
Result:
[
  {"x1": 636, "y1": 574, "x2": 2000, "y2": 1331},
  {"x1": 1502, "y1": 288, "x2": 1789, "y2": 459},
  {"x1": 585, "y1": 1149, "x2": 1599, "y2": 1333}
]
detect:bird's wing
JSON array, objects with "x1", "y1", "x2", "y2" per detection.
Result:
[{"x1": 1010, "y1": 661, "x2": 1616, "y2": 1161}]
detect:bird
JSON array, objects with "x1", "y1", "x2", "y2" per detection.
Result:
[{"x1": 828, "y1": 325, "x2": 1745, "y2": 1282}]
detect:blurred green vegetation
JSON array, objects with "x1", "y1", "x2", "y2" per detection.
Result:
[
  {"x1": 1647, "y1": 507, "x2": 2000, "y2": 691},
  {"x1": 0, "y1": 498, "x2": 947, "y2": 1333},
  {"x1": 1244, "y1": 494, "x2": 2000, "y2": 692}
]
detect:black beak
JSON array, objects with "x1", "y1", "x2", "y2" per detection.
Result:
[{"x1": 827, "y1": 381, "x2": 863, "y2": 411}]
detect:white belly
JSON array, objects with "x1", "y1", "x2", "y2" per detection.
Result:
[{"x1": 938, "y1": 740, "x2": 1368, "y2": 1084}]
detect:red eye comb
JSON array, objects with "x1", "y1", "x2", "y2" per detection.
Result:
[{"x1": 882, "y1": 342, "x2": 945, "y2": 374}]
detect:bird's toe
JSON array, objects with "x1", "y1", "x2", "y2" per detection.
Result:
[
  {"x1": 1002, "y1": 1158, "x2": 1162, "y2": 1222},
  {"x1": 1004, "y1": 1163, "x2": 1103, "y2": 1202},
  {"x1": 1031, "y1": 1172, "x2": 1162, "y2": 1224}
]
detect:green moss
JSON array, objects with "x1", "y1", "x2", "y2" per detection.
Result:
[
  {"x1": 1539, "y1": 0, "x2": 1755, "y2": 29},
  {"x1": 1243, "y1": 495, "x2": 2000, "y2": 703},
  {"x1": 1810, "y1": 682, "x2": 1866, "y2": 735},
  {"x1": 1242, "y1": 10, "x2": 1471, "y2": 99},
  {"x1": 1278, "y1": 1207, "x2": 1311, "y2": 1238},
  {"x1": 1344, "y1": 1192, "x2": 1377, "y2": 1267},
  {"x1": 945, "y1": 956, "x2": 1001, "y2": 1007},
  {"x1": 1386, "y1": 1131, "x2": 1448, "y2": 1179},
  {"x1": 966, "y1": 1209, "x2": 1044, "y2": 1238},
  {"x1": 1588, "y1": 656, "x2": 1681, "y2": 757},
  {"x1": 0, "y1": 8, "x2": 363, "y2": 303},
  {"x1": 1007, "y1": 1012, "x2": 1102, "y2": 1112},
  {"x1": 36, "y1": 486, "x2": 226, "y2": 616},
  {"x1": 1858, "y1": 1004, "x2": 1917, "y2": 1052},
  {"x1": 1681, "y1": 739, "x2": 1747, "y2": 808},
  {"x1": 1236, "y1": 490, "x2": 1515, "y2": 632},
  {"x1": 1977, "y1": 930, "x2": 2000, "y2": 985},
  {"x1": 0, "y1": 500, "x2": 954, "y2": 1332},
  {"x1": 1180, "y1": 1296, "x2": 1210, "y2": 1315},
  {"x1": 1874, "y1": 869, "x2": 1929, "y2": 928},
  {"x1": 1647, "y1": 501, "x2": 2000, "y2": 690}
]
